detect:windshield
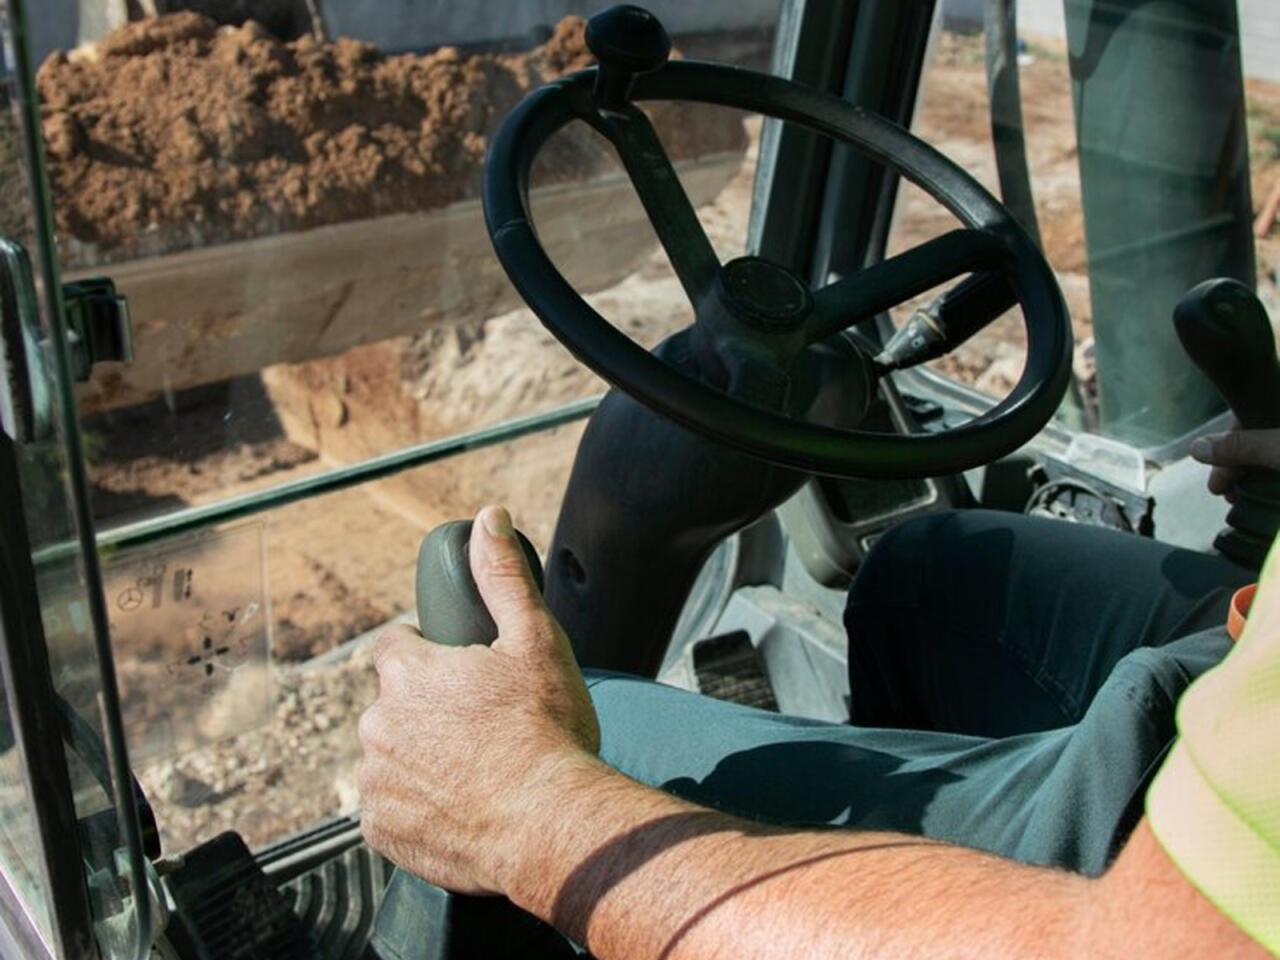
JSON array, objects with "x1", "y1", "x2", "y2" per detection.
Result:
[{"x1": 29, "y1": 0, "x2": 779, "y2": 860}]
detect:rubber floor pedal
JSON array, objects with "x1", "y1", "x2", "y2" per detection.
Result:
[{"x1": 692, "y1": 630, "x2": 778, "y2": 711}]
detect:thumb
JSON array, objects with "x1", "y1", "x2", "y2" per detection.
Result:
[
  {"x1": 1189, "y1": 429, "x2": 1280, "y2": 471},
  {"x1": 469, "y1": 505, "x2": 554, "y2": 653}
]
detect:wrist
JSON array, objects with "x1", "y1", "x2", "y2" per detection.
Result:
[{"x1": 496, "y1": 747, "x2": 611, "y2": 906}]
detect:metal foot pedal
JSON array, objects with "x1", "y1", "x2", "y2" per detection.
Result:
[
  {"x1": 164, "y1": 832, "x2": 321, "y2": 960},
  {"x1": 280, "y1": 845, "x2": 393, "y2": 960},
  {"x1": 693, "y1": 630, "x2": 778, "y2": 711}
]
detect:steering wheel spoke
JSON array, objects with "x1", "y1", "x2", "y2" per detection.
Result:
[
  {"x1": 586, "y1": 104, "x2": 721, "y2": 307},
  {"x1": 806, "y1": 229, "x2": 1008, "y2": 344}
]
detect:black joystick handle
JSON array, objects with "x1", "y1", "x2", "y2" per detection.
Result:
[
  {"x1": 1173, "y1": 278, "x2": 1280, "y2": 568},
  {"x1": 415, "y1": 519, "x2": 544, "y2": 646},
  {"x1": 1173, "y1": 278, "x2": 1280, "y2": 430},
  {"x1": 585, "y1": 5, "x2": 671, "y2": 110}
]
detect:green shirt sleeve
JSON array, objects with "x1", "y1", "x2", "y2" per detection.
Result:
[{"x1": 1146, "y1": 545, "x2": 1280, "y2": 955}]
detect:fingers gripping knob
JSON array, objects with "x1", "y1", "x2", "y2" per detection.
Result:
[
  {"x1": 373, "y1": 523, "x2": 548, "y2": 957},
  {"x1": 585, "y1": 5, "x2": 671, "y2": 109},
  {"x1": 415, "y1": 520, "x2": 545, "y2": 646}
]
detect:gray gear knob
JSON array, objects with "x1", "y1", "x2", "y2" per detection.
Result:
[
  {"x1": 373, "y1": 525, "x2": 555, "y2": 958},
  {"x1": 415, "y1": 519, "x2": 544, "y2": 646}
]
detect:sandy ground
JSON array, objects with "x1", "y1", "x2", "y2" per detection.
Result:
[{"x1": 67, "y1": 29, "x2": 1280, "y2": 853}]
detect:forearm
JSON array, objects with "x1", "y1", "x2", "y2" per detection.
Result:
[{"x1": 505, "y1": 755, "x2": 1095, "y2": 960}]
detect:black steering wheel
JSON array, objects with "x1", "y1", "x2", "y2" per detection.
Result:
[{"x1": 484, "y1": 5, "x2": 1072, "y2": 479}]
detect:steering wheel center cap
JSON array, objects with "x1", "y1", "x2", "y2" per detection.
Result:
[{"x1": 715, "y1": 256, "x2": 812, "y2": 333}]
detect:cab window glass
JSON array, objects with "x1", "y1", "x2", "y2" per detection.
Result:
[
  {"x1": 32, "y1": 1, "x2": 778, "y2": 852},
  {"x1": 3, "y1": 12, "x2": 137, "y2": 948},
  {"x1": 890, "y1": 2, "x2": 1277, "y2": 447}
]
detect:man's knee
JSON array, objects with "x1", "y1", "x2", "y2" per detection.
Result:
[
  {"x1": 847, "y1": 510, "x2": 967, "y2": 615},
  {"x1": 846, "y1": 508, "x2": 1072, "y2": 618},
  {"x1": 842, "y1": 510, "x2": 1033, "y2": 702}
]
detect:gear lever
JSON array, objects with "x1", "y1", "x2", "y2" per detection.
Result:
[
  {"x1": 1173, "y1": 278, "x2": 1280, "y2": 568},
  {"x1": 370, "y1": 520, "x2": 571, "y2": 960},
  {"x1": 414, "y1": 519, "x2": 544, "y2": 646}
]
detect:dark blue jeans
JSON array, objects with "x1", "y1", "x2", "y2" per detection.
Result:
[{"x1": 587, "y1": 510, "x2": 1249, "y2": 875}]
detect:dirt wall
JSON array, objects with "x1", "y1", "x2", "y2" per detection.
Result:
[{"x1": 37, "y1": 13, "x2": 745, "y2": 267}]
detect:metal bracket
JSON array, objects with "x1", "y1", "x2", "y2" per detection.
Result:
[
  {"x1": 60, "y1": 276, "x2": 134, "y2": 381},
  {"x1": 0, "y1": 237, "x2": 52, "y2": 444},
  {"x1": 0, "y1": 243, "x2": 135, "y2": 443}
]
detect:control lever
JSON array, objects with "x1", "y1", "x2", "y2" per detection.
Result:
[
  {"x1": 1173, "y1": 279, "x2": 1280, "y2": 430},
  {"x1": 1173, "y1": 278, "x2": 1280, "y2": 568},
  {"x1": 371, "y1": 519, "x2": 570, "y2": 960},
  {"x1": 415, "y1": 519, "x2": 544, "y2": 646}
]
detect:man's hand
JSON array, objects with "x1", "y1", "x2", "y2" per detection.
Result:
[
  {"x1": 1189, "y1": 426, "x2": 1280, "y2": 496},
  {"x1": 358, "y1": 505, "x2": 600, "y2": 894}
]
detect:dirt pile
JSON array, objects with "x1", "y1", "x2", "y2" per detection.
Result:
[
  {"x1": 139, "y1": 648, "x2": 377, "y2": 850},
  {"x1": 37, "y1": 13, "x2": 743, "y2": 266}
]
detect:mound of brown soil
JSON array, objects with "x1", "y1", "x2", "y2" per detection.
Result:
[{"x1": 37, "y1": 13, "x2": 744, "y2": 266}]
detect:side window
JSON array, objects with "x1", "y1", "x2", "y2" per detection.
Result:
[
  {"x1": 1249, "y1": 9, "x2": 1280, "y2": 324},
  {"x1": 33, "y1": 2, "x2": 779, "y2": 853},
  {"x1": 3, "y1": 8, "x2": 147, "y2": 952}
]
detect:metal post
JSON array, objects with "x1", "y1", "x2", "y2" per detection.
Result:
[{"x1": 1065, "y1": 0, "x2": 1255, "y2": 445}]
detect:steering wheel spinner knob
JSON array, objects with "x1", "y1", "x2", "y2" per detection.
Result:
[{"x1": 585, "y1": 5, "x2": 672, "y2": 109}]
